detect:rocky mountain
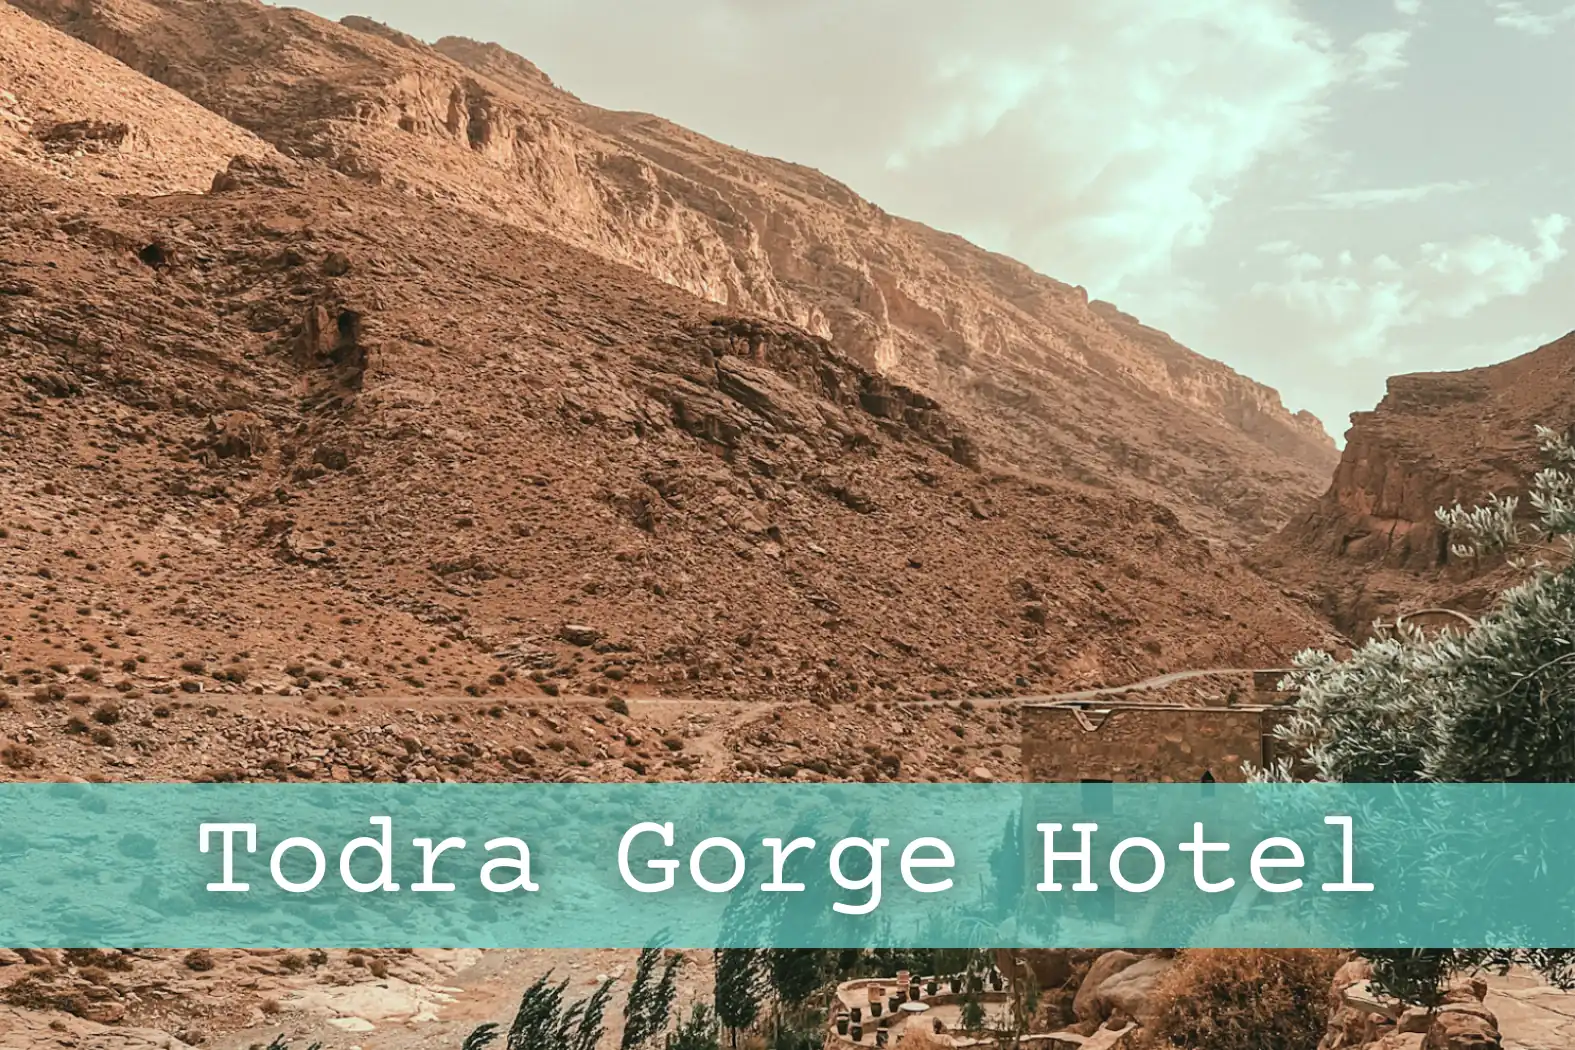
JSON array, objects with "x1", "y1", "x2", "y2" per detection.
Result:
[
  {"x1": 0, "y1": 0, "x2": 1349, "y2": 712},
  {"x1": 1254, "y1": 333, "x2": 1575, "y2": 634},
  {"x1": 0, "y1": 138, "x2": 1336, "y2": 711},
  {"x1": 10, "y1": 0, "x2": 1337, "y2": 547}
]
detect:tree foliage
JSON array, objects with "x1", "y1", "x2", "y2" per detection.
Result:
[
  {"x1": 765, "y1": 949, "x2": 826, "y2": 1008},
  {"x1": 623, "y1": 943, "x2": 684, "y2": 1049},
  {"x1": 713, "y1": 948, "x2": 764, "y2": 1047},
  {"x1": 1271, "y1": 426, "x2": 1575, "y2": 1000},
  {"x1": 665, "y1": 1003, "x2": 721, "y2": 1050},
  {"x1": 477, "y1": 970, "x2": 616, "y2": 1050}
]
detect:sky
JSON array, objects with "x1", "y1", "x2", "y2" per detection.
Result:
[{"x1": 301, "y1": 0, "x2": 1574, "y2": 440}]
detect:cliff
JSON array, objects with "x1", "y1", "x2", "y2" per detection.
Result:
[
  {"x1": 10, "y1": 0, "x2": 1337, "y2": 545},
  {"x1": 1255, "y1": 332, "x2": 1575, "y2": 633}
]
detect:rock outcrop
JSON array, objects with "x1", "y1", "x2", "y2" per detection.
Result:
[
  {"x1": 11, "y1": 0, "x2": 1337, "y2": 546},
  {"x1": 1320, "y1": 961, "x2": 1504, "y2": 1050},
  {"x1": 1256, "y1": 333, "x2": 1575, "y2": 635}
]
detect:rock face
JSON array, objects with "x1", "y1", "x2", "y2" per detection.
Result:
[
  {"x1": 11, "y1": 0, "x2": 1336, "y2": 547},
  {"x1": 1256, "y1": 333, "x2": 1575, "y2": 635}
]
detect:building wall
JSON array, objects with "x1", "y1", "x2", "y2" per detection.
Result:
[{"x1": 1021, "y1": 704, "x2": 1273, "y2": 783}]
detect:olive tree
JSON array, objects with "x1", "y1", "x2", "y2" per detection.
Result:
[{"x1": 1270, "y1": 425, "x2": 1575, "y2": 1000}]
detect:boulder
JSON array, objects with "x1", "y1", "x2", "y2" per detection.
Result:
[
  {"x1": 1094, "y1": 955, "x2": 1173, "y2": 1025},
  {"x1": 1442, "y1": 979, "x2": 1488, "y2": 1004},
  {"x1": 1424, "y1": 1007, "x2": 1500, "y2": 1050},
  {"x1": 1073, "y1": 950, "x2": 1141, "y2": 1022},
  {"x1": 1318, "y1": 1002, "x2": 1387, "y2": 1050},
  {"x1": 1330, "y1": 957, "x2": 1375, "y2": 1002}
]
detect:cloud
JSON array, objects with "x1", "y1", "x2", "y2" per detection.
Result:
[
  {"x1": 1394, "y1": 0, "x2": 1422, "y2": 13},
  {"x1": 1349, "y1": 29, "x2": 1411, "y2": 87},
  {"x1": 1284, "y1": 180, "x2": 1480, "y2": 210},
  {"x1": 1249, "y1": 214, "x2": 1569, "y2": 362},
  {"x1": 800, "y1": 0, "x2": 1349, "y2": 298},
  {"x1": 1491, "y1": 1, "x2": 1575, "y2": 34}
]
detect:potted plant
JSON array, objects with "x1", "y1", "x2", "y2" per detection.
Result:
[
  {"x1": 836, "y1": 1012, "x2": 849, "y2": 1035},
  {"x1": 851, "y1": 1006, "x2": 861, "y2": 1025},
  {"x1": 888, "y1": 993, "x2": 902, "y2": 1014},
  {"x1": 875, "y1": 1030, "x2": 888, "y2": 1047},
  {"x1": 870, "y1": 999, "x2": 882, "y2": 1018},
  {"x1": 925, "y1": 976, "x2": 938, "y2": 997},
  {"x1": 909, "y1": 982, "x2": 922, "y2": 1002},
  {"x1": 850, "y1": 1022, "x2": 863, "y2": 1042}
]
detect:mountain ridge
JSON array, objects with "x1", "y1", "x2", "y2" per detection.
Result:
[{"x1": 11, "y1": 0, "x2": 1337, "y2": 546}]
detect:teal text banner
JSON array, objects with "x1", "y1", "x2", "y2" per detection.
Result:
[{"x1": 0, "y1": 783, "x2": 1570, "y2": 949}]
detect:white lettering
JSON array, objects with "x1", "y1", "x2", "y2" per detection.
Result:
[
  {"x1": 760, "y1": 836, "x2": 815, "y2": 892},
  {"x1": 1179, "y1": 822, "x2": 1234, "y2": 892},
  {"x1": 340, "y1": 816, "x2": 400, "y2": 893},
  {"x1": 1321, "y1": 816, "x2": 1374, "y2": 892},
  {"x1": 270, "y1": 837, "x2": 326, "y2": 893},
  {"x1": 1109, "y1": 837, "x2": 1165, "y2": 893},
  {"x1": 689, "y1": 837, "x2": 746, "y2": 893},
  {"x1": 619, "y1": 822, "x2": 679, "y2": 893},
  {"x1": 411, "y1": 837, "x2": 467, "y2": 892},
  {"x1": 1036, "y1": 823, "x2": 1099, "y2": 891},
  {"x1": 480, "y1": 837, "x2": 539, "y2": 893},
  {"x1": 199, "y1": 823, "x2": 256, "y2": 892},
  {"x1": 900, "y1": 837, "x2": 955, "y2": 894},
  {"x1": 1250, "y1": 837, "x2": 1305, "y2": 893},
  {"x1": 830, "y1": 837, "x2": 889, "y2": 915}
]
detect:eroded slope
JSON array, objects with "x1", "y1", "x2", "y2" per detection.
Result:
[
  {"x1": 0, "y1": 0, "x2": 279, "y2": 194},
  {"x1": 13, "y1": 0, "x2": 1337, "y2": 546},
  {"x1": 1, "y1": 152, "x2": 1339, "y2": 714}
]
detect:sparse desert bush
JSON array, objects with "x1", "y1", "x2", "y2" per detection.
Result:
[
  {"x1": 184, "y1": 949, "x2": 215, "y2": 972},
  {"x1": 1144, "y1": 949, "x2": 1341, "y2": 1050},
  {"x1": 1, "y1": 742, "x2": 40, "y2": 769}
]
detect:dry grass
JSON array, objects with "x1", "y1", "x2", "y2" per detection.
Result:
[{"x1": 1144, "y1": 949, "x2": 1343, "y2": 1050}]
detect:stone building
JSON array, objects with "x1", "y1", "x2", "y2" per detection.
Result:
[{"x1": 1020, "y1": 699, "x2": 1297, "y2": 783}]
